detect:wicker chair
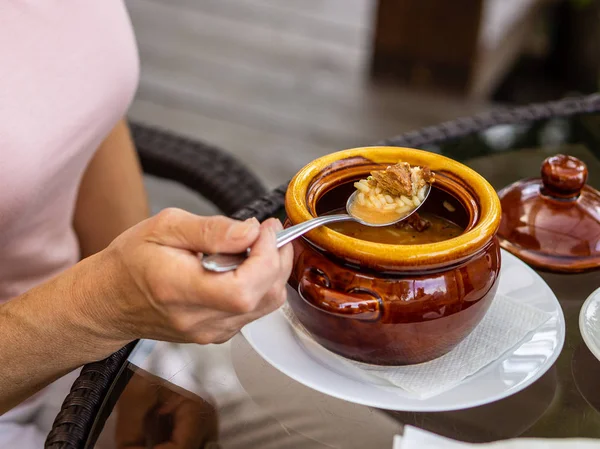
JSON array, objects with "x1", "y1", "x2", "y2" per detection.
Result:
[{"x1": 45, "y1": 93, "x2": 600, "y2": 448}]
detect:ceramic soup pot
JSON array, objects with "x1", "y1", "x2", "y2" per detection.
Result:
[{"x1": 284, "y1": 147, "x2": 502, "y2": 365}]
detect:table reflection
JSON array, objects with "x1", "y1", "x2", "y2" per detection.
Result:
[
  {"x1": 96, "y1": 368, "x2": 218, "y2": 449},
  {"x1": 94, "y1": 342, "x2": 401, "y2": 449},
  {"x1": 388, "y1": 368, "x2": 558, "y2": 443}
]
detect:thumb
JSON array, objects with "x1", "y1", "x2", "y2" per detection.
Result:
[{"x1": 146, "y1": 208, "x2": 260, "y2": 254}]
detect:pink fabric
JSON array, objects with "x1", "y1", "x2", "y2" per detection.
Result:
[
  {"x1": 0, "y1": 1, "x2": 139, "y2": 303},
  {"x1": 0, "y1": 3, "x2": 139, "y2": 445}
]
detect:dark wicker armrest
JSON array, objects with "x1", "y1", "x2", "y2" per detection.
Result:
[
  {"x1": 231, "y1": 183, "x2": 289, "y2": 222},
  {"x1": 130, "y1": 122, "x2": 267, "y2": 216},
  {"x1": 45, "y1": 343, "x2": 137, "y2": 449},
  {"x1": 380, "y1": 94, "x2": 600, "y2": 148}
]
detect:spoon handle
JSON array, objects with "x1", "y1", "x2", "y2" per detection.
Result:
[
  {"x1": 275, "y1": 214, "x2": 350, "y2": 247},
  {"x1": 201, "y1": 214, "x2": 351, "y2": 273}
]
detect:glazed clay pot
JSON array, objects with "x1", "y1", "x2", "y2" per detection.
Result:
[{"x1": 285, "y1": 147, "x2": 502, "y2": 366}]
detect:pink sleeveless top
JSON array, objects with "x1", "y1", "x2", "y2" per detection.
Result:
[{"x1": 0, "y1": 1, "x2": 139, "y2": 302}]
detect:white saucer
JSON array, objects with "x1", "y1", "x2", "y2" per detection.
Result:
[
  {"x1": 580, "y1": 286, "x2": 600, "y2": 362},
  {"x1": 241, "y1": 250, "x2": 565, "y2": 411}
]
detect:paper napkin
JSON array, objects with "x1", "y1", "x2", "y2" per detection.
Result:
[{"x1": 283, "y1": 288, "x2": 552, "y2": 399}]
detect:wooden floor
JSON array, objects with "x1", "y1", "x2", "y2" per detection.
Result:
[{"x1": 126, "y1": 0, "x2": 488, "y2": 189}]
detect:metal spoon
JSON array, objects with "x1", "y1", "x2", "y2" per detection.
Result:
[{"x1": 201, "y1": 185, "x2": 431, "y2": 272}]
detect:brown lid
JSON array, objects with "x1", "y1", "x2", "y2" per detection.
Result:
[{"x1": 498, "y1": 154, "x2": 600, "y2": 273}]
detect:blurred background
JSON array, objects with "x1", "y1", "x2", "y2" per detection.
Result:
[{"x1": 126, "y1": 0, "x2": 599, "y2": 208}]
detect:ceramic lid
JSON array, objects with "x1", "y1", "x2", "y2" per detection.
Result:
[{"x1": 497, "y1": 154, "x2": 600, "y2": 273}]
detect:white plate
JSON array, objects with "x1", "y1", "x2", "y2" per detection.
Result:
[
  {"x1": 580, "y1": 286, "x2": 600, "y2": 362},
  {"x1": 241, "y1": 250, "x2": 565, "y2": 411}
]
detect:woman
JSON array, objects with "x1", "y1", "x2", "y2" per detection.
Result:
[{"x1": 0, "y1": 1, "x2": 292, "y2": 446}]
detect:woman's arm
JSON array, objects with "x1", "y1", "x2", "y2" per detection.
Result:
[
  {"x1": 0, "y1": 212, "x2": 291, "y2": 414},
  {"x1": 0, "y1": 251, "x2": 129, "y2": 413},
  {"x1": 0, "y1": 119, "x2": 293, "y2": 414},
  {"x1": 74, "y1": 118, "x2": 150, "y2": 258}
]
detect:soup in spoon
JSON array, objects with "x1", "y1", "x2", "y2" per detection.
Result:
[{"x1": 348, "y1": 162, "x2": 434, "y2": 225}]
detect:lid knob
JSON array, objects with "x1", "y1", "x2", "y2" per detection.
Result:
[{"x1": 541, "y1": 154, "x2": 588, "y2": 200}]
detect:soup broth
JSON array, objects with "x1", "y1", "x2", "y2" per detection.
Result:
[
  {"x1": 348, "y1": 201, "x2": 408, "y2": 225},
  {"x1": 328, "y1": 211, "x2": 462, "y2": 245},
  {"x1": 315, "y1": 180, "x2": 468, "y2": 245}
]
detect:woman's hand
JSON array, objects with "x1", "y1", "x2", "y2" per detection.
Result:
[
  {"x1": 90, "y1": 209, "x2": 293, "y2": 346},
  {"x1": 0, "y1": 208, "x2": 292, "y2": 412}
]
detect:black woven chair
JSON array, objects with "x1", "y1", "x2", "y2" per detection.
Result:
[{"x1": 45, "y1": 93, "x2": 600, "y2": 449}]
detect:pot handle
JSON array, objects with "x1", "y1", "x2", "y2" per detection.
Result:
[{"x1": 298, "y1": 269, "x2": 382, "y2": 321}]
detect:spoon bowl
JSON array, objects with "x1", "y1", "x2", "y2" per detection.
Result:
[
  {"x1": 201, "y1": 185, "x2": 431, "y2": 272},
  {"x1": 345, "y1": 186, "x2": 430, "y2": 227}
]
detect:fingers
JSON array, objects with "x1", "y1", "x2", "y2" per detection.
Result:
[
  {"x1": 211, "y1": 218, "x2": 293, "y2": 312},
  {"x1": 265, "y1": 218, "x2": 294, "y2": 308},
  {"x1": 168, "y1": 218, "x2": 278, "y2": 314},
  {"x1": 257, "y1": 283, "x2": 288, "y2": 318},
  {"x1": 254, "y1": 220, "x2": 293, "y2": 313},
  {"x1": 229, "y1": 219, "x2": 293, "y2": 318},
  {"x1": 147, "y1": 208, "x2": 260, "y2": 254},
  {"x1": 278, "y1": 235, "x2": 294, "y2": 288},
  {"x1": 226, "y1": 218, "x2": 283, "y2": 309},
  {"x1": 191, "y1": 218, "x2": 284, "y2": 313},
  {"x1": 143, "y1": 215, "x2": 294, "y2": 344}
]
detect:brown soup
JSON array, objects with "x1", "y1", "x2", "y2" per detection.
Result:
[
  {"x1": 315, "y1": 181, "x2": 467, "y2": 245},
  {"x1": 328, "y1": 212, "x2": 463, "y2": 245}
]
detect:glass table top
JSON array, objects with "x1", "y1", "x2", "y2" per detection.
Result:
[{"x1": 89, "y1": 113, "x2": 600, "y2": 449}]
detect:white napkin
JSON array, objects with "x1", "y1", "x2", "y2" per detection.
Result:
[
  {"x1": 283, "y1": 288, "x2": 551, "y2": 399},
  {"x1": 394, "y1": 426, "x2": 600, "y2": 448}
]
